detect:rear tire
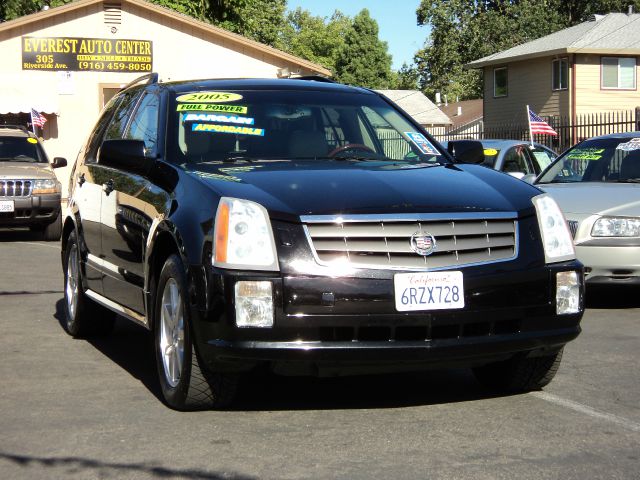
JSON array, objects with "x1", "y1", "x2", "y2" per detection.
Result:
[
  {"x1": 473, "y1": 348, "x2": 564, "y2": 392},
  {"x1": 63, "y1": 231, "x2": 115, "y2": 337},
  {"x1": 154, "y1": 254, "x2": 238, "y2": 410}
]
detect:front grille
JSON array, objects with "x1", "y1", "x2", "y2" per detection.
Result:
[
  {"x1": 0, "y1": 180, "x2": 33, "y2": 197},
  {"x1": 304, "y1": 214, "x2": 517, "y2": 270},
  {"x1": 567, "y1": 220, "x2": 578, "y2": 239}
]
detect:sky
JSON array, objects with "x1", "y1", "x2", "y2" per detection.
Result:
[{"x1": 285, "y1": 0, "x2": 428, "y2": 71}]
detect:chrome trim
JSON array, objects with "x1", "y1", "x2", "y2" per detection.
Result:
[
  {"x1": 301, "y1": 213, "x2": 519, "y2": 272},
  {"x1": 85, "y1": 289, "x2": 148, "y2": 327},
  {"x1": 0, "y1": 179, "x2": 34, "y2": 197},
  {"x1": 301, "y1": 212, "x2": 518, "y2": 224}
]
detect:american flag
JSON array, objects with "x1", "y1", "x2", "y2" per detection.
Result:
[
  {"x1": 528, "y1": 108, "x2": 557, "y2": 136},
  {"x1": 31, "y1": 109, "x2": 47, "y2": 128}
]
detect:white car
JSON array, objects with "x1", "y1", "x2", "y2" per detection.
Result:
[{"x1": 535, "y1": 132, "x2": 640, "y2": 284}]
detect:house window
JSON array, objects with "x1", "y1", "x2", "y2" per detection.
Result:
[
  {"x1": 494, "y1": 67, "x2": 508, "y2": 97},
  {"x1": 601, "y1": 57, "x2": 636, "y2": 89},
  {"x1": 552, "y1": 58, "x2": 568, "y2": 90}
]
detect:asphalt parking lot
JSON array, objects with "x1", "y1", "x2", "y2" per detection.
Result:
[{"x1": 1, "y1": 229, "x2": 639, "y2": 480}]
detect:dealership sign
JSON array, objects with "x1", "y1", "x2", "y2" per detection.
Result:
[{"x1": 22, "y1": 37, "x2": 153, "y2": 72}]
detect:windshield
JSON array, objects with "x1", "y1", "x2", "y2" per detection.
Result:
[
  {"x1": 169, "y1": 89, "x2": 446, "y2": 165},
  {"x1": 537, "y1": 137, "x2": 640, "y2": 184},
  {"x1": 0, "y1": 136, "x2": 46, "y2": 163}
]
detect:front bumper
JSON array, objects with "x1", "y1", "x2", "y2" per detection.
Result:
[
  {"x1": 191, "y1": 261, "x2": 584, "y2": 375},
  {"x1": 0, "y1": 194, "x2": 61, "y2": 227},
  {"x1": 576, "y1": 244, "x2": 640, "y2": 284}
]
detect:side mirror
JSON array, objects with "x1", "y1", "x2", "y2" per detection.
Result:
[
  {"x1": 447, "y1": 140, "x2": 485, "y2": 164},
  {"x1": 98, "y1": 139, "x2": 155, "y2": 177},
  {"x1": 51, "y1": 157, "x2": 67, "y2": 168}
]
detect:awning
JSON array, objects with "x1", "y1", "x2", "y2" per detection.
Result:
[{"x1": 0, "y1": 75, "x2": 59, "y2": 115}]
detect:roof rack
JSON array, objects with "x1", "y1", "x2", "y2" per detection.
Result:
[
  {"x1": 0, "y1": 124, "x2": 30, "y2": 133},
  {"x1": 120, "y1": 72, "x2": 159, "y2": 91},
  {"x1": 291, "y1": 75, "x2": 336, "y2": 83}
]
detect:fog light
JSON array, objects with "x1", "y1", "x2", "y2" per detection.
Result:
[
  {"x1": 235, "y1": 281, "x2": 274, "y2": 328},
  {"x1": 556, "y1": 271, "x2": 580, "y2": 315}
]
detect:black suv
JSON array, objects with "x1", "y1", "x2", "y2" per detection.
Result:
[
  {"x1": 0, "y1": 125, "x2": 66, "y2": 240},
  {"x1": 61, "y1": 74, "x2": 584, "y2": 410}
]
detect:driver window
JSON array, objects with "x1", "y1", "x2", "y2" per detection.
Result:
[{"x1": 125, "y1": 92, "x2": 159, "y2": 157}]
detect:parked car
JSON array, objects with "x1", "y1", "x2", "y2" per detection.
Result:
[
  {"x1": 61, "y1": 74, "x2": 583, "y2": 410},
  {"x1": 441, "y1": 139, "x2": 557, "y2": 180},
  {"x1": 0, "y1": 125, "x2": 66, "y2": 240},
  {"x1": 535, "y1": 132, "x2": 640, "y2": 284}
]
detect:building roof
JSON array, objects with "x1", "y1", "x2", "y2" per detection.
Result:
[
  {"x1": 0, "y1": 0, "x2": 331, "y2": 77},
  {"x1": 467, "y1": 13, "x2": 640, "y2": 68},
  {"x1": 438, "y1": 99, "x2": 483, "y2": 129},
  {"x1": 376, "y1": 90, "x2": 452, "y2": 126}
]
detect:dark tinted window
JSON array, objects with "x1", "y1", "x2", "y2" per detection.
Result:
[
  {"x1": 170, "y1": 89, "x2": 445, "y2": 164},
  {"x1": 104, "y1": 89, "x2": 142, "y2": 141},
  {"x1": 125, "y1": 92, "x2": 160, "y2": 157},
  {"x1": 0, "y1": 136, "x2": 46, "y2": 163},
  {"x1": 84, "y1": 95, "x2": 124, "y2": 164},
  {"x1": 537, "y1": 137, "x2": 640, "y2": 183}
]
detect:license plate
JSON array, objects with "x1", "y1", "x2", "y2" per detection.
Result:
[
  {"x1": 394, "y1": 271, "x2": 465, "y2": 311},
  {"x1": 0, "y1": 200, "x2": 15, "y2": 213}
]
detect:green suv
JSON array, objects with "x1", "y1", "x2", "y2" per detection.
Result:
[{"x1": 0, "y1": 125, "x2": 66, "y2": 240}]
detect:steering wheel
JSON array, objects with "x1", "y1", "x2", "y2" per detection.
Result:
[{"x1": 328, "y1": 143, "x2": 375, "y2": 157}]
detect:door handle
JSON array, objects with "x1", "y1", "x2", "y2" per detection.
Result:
[
  {"x1": 77, "y1": 173, "x2": 85, "y2": 186},
  {"x1": 103, "y1": 179, "x2": 114, "y2": 195}
]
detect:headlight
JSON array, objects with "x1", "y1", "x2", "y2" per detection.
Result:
[
  {"x1": 213, "y1": 197, "x2": 279, "y2": 271},
  {"x1": 32, "y1": 178, "x2": 61, "y2": 194},
  {"x1": 591, "y1": 216, "x2": 640, "y2": 237},
  {"x1": 533, "y1": 194, "x2": 575, "y2": 263}
]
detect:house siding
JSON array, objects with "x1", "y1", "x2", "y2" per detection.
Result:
[
  {"x1": 483, "y1": 57, "x2": 570, "y2": 128},
  {"x1": 575, "y1": 53, "x2": 640, "y2": 116}
]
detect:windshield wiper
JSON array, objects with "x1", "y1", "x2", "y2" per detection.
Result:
[
  {"x1": 223, "y1": 155, "x2": 255, "y2": 163},
  {"x1": 615, "y1": 178, "x2": 640, "y2": 183}
]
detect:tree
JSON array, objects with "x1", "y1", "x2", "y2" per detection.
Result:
[
  {"x1": 280, "y1": 8, "x2": 351, "y2": 73},
  {"x1": 334, "y1": 9, "x2": 394, "y2": 89},
  {"x1": 413, "y1": 0, "x2": 640, "y2": 100},
  {"x1": 1, "y1": 0, "x2": 71, "y2": 21}
]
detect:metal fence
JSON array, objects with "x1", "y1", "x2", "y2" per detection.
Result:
[{"x1": 432, "y1": 107, "x2": 640, "y2": 153}]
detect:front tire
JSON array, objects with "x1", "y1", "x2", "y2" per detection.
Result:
[
  {"x1": 63, "y1": 231, "x2": 115, "y2": 337},
  {"x1": 43, "y1": 214, "x2": 62, "y2": 241},
  {"x1": 473, "y1": 348, "x2": 564, "y2": 392},
  {"x1": 154, "y1": 254, "x2": 238, "y2": 410}
]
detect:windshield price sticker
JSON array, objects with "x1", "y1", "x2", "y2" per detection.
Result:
[
  {"x1": 404, "y1": 132, "x2": 441, "y2": 155},
  {"x1": 394, "y1": 271, "x2": 464, "y2": 312},
  {"x1": 183, "y1": 113, "x2": 255, "y2": 125},
  {"x1": 176, "y1": 92, "x2": 243, "y2": 103},
  {"x1": 616, "y1": 138, "x2": 640, "y2": 151},
  {"x1": 0, "y1": 200, "x2": 15, "y2": 213},
  {"x1": 191, "y1": 123, "x2": 265, "y2": 136},
  {"x1": 177, "y1": 103, "x2": 248, "y2": 114}
]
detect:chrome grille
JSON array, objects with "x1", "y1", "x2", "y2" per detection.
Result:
[
  {"x1": 0, "y1": 180, "x2": 33, "y2": 197},
  {"x1": 304, "y1": 215, "x2": 518, "y2": 270},
  {"x1": 567, "y1": 220, "x2": 578, "y2": 239}
]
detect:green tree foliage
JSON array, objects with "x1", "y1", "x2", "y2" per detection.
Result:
[
  {"x1": 334, "y1": 9, "x2": 394, "y2": 89},
  {"x1": 1, "y1": 0, "x2": 71, "y2": 21},
  {"x1": 280, "y1": 8, "x2": 351, "y2": 72},
  {"x1": 414, "y1": 0, "x2": 640, "y2": 100}
]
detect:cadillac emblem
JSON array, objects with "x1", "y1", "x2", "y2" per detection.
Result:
[{"x1": 410, "y1": 232, "x2": 437, "y2": 256}]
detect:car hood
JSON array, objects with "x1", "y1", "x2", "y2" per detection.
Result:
[
  {"x1": 537, "y1": 183, "x2": 640, "y2": 216},
  {"x1": 0, "y1": 161, "x2": 55, "y2": 179},
  {"x1": 187, "y1": 161, "x2": 540, "y2": 219}
]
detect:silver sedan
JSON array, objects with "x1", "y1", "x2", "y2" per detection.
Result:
[{"x1": 535, "y1": 132, "x2": 640, "y2": 284}]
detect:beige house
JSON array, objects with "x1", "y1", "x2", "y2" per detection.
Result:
[
  {"x1": 0, "y1": 0, "x2": 329, "y2": 190},
  {"x1": 375, "y1": 90, "x2": 452, "y2": 128},
  {"x1": 467, "y1": 13, "x2": 640, "y2": 128}
]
